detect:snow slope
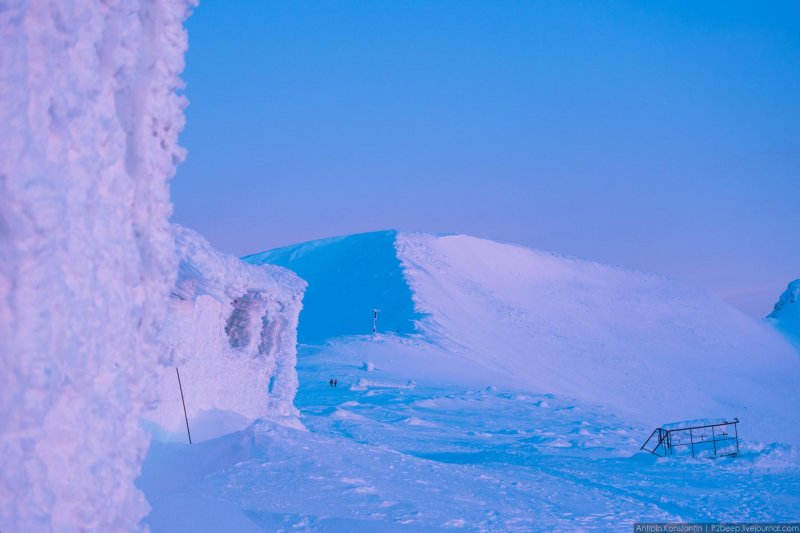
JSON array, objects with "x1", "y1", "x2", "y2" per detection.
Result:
[
  {"x1": 397, "y1": 233, "x2": 800, "y2": 444},
  {"x1": 0, "y1": 1, "x2": 193, "y2": 530},
  {"x1": 245, "y1": 231, "x2": 421, "y2": 344},
  {"x1": 768, "y1": 279, "x2": 800, "y2": 349},
  {"x1": 250, "y1": 230, "x2": 800, "y2": 445},
  {"x1": 144, "y1": 226, "x2": 306, "y2": 443}
]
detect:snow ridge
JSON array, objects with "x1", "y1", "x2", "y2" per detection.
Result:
[
  {"x1": 394, "y1": 233, "x2": 800, "y2": 444},
  {"x1": 245, "y1": 230, "x2": 421, "y2": 344},
  {"x1": 144, "y1": 226, "x2": 306, "y2": 442},
  {"x1": 0, "y1": 1, "x2": 192, "y2": 530},
  {"x1": 394, "y1": 232, "x2": 800, "y2": 444}
]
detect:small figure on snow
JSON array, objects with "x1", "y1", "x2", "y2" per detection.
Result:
[
  {"x1": 329, "y1": 378, "x2": 334, "y2": 387},
  {"x1": 334, "y1": 378, "x2": 338, "y2": 387}
]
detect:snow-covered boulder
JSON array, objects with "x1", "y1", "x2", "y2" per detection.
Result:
[
  {"x1": 769, "y1": 279, "x2": 800, "y2": 348},
  {"x1": 0, "y1": 1, "x2": 192, "y2": 530},
  {"x1": 143, "y1": 227, "x2": 306, "y2": 442}
]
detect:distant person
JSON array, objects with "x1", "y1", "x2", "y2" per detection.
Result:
[
  {"x1": 329, "y1": 378, "x2": 334, "y2": 387},
  {"x1": 334, "y1": 378, "x2": 338, "y2": 387}
]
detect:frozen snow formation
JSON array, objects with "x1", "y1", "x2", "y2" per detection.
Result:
[
  {"x1": 144, "y1": 226, "x2": 305, "y2": 443},
  {"x1": 0, "y1": 1, "x2": 193, "y2": 530},
  {"x1": 768, "y1": 279, "x2": 800, "y2": 348},
  {"x1": 254, "y1": 231, "x2": 800, "y2": 445}
]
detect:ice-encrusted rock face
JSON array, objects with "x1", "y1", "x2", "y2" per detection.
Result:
[
  {"x1": 144, "y1": 227, "x2": 306, "y2": 442},
  {"x1": 770, "y1": 279, "x2": 800, "y2": 317},
  {"x1": 0, "y1": 1, "x2": 192, "y2": 530},
  {"x1": 769, "y1": 279, "x2": 800, "y2": 347}
]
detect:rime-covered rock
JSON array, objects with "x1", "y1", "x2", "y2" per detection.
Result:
[
  {"x1": 144, "y1": 226, "x2": 305, "y2": 442},
  {"x1": 0, "y1": 1, "x2": 194, "y2": 529},
  {"x1": 769, "y1": 279, "x2": 800, "y2": 348}
]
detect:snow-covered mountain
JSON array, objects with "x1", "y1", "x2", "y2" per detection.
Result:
[
  {"x1": 139, "y1": 230, "x2": 800, "y2": 530},
  {"x1": 248, "y1": 230, "x2": 800, "y2": 445},
  {"x1": 769, "y1": 279, "x2": 800, "y2": 349}
]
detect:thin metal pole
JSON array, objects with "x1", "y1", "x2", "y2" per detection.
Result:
[
  {"x1": 689, "y1": 428, "x2": 695, "y2": 457},
  {"x1": 176, "y1": 367, "x2": 192, "y2": 444},
  {"x1": 711, "y1": 425, "x2": 717, "y2": 456},
  {"x1": 734, "y1": 421, "x2": 739, "y2": 455}
]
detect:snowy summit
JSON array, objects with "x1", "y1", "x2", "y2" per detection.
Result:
[{"x1": 2, "y1": 1, "x2": 799, "y2": 531}]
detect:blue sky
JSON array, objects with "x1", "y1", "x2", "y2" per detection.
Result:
[{"x1": 171, "y1": 1, "x2": 800, "y2": 317}]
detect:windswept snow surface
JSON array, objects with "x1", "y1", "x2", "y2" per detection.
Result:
[
  {"x1": 144, "y1": 226, "x2": 306, "y2": 443},
  {"x1": 769, "y1": 279, "x2": 800, "y2": 349},
  {"x1": 141, "y1": 337, "x2": 800, "y2": 531},
  {"x1": 396, "y1": 233, "x2": 800, "y2": 445},
  {"x1": 141, "y1": 230, "x2": 800, "y2": 530},
  {"x1": 0, "y1": 1, "x2": 193, "y2": 530}
]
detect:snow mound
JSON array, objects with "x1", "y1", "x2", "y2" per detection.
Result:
[
  {"x1": 0, "y1": 1, "x2": 192, "y2": 530},
  {"x1": 768, "y1": 279, "x2": 800, "y2": 348},
  {"x1": 144, "y1": 226, "x2": 306, "y2": 442},
  {"x1": 244, "y1": 230, "x2": 422, "y2": 344}
]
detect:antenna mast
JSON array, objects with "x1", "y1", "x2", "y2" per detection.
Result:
[{"x1": 372, "y1": 308, "x2": 381, "y2": 335}]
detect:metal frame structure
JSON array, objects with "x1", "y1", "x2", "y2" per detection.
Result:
[{"x1": 641, "y1": 418, "x2": 739, "y2": 458}]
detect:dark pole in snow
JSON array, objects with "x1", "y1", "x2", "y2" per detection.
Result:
[
  {"x1": 711, "y1": 425, "x2": 717, "y2": 456},
  {"x1": 176, "y1": 367, "x2": 192, "y2": 444},
  {"x1": 373, "y1": 308, "x2": 380, "y2": 335}
]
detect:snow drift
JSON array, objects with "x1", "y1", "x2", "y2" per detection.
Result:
[
  {"x1": 144, "y1": 226, "x2": 305, "y2": 442},
  {"x1": 0, "y1": 1, "x2": 193, "y2": 530},
  {"x1": 769, "y1": 279, "x2": 800, "y2": 349},
  {"x1": 252, "y1": 231, "x2": 800, "y2": 445}
]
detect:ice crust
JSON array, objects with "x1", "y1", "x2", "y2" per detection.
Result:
[
  {"x1": 0, "y1": 1, "x2": 195, "y2": 529},
  {"x1": 144, "y1": 226, "x2": 305, "y2": 443},
  {"x1": 0, "y1": 3, "x2": 306, "y2": 528}
]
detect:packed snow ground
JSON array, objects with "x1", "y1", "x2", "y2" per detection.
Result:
[
  {"x1": 141, "y1": 335, "x2": 800, "y2": 531},
  {"x1": 141, "y1": 231, "x2": 800, "y2": 530}
]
